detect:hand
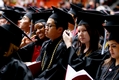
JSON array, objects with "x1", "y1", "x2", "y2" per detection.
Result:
[
  {"x1": 30, "y1": 35, "x2": 38, "y2": 42},
  {"x1": 20, "y1": 35, "x2": 37, "y2": 48},
  {"x1": 63, "y1": 30, "x2": 72, "y2": 48}
]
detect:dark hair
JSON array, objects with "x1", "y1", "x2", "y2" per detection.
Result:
[
  {"x1": 79, "y1": 24, "x2": 100, "y2": 55},
  {"x1": 54, "y1": 19, "x2": 68, "y2": 30},
  {"x1": 33, "y1": 21, "x2": 46, "y2": 34},
  {"x1": 108, "y1": 33, "x2": 119, "y2": 44}
]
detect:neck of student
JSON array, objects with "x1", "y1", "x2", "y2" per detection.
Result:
[
  {"x1": 50, "y1": 34, "x2": 62, "y2": 41},
  {"x1": 115, "y1": 58, "x2": 119, "y2": 66},
  {"x1": 84, "y1": 42, "x2": 90, "y2": 53}
]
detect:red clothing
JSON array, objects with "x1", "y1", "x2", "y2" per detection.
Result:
[{"x1": 31, "y1": 45, "x2": 41, "y2": 62}]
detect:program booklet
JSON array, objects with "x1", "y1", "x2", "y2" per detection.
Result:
[
  {"x1": 25, "y1": 61, "x2": 41, "y2": 77},
  {"x1": 65, "y1": 65, "x2": 93, "y2": 80}
]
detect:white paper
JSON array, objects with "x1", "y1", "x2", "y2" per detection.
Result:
[{"x1": 65, "y1": 65, "x2": 93, "y2": 80}]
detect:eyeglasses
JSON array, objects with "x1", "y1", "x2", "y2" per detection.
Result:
[{"x1": 45, "y1": 24, "x2": 56, "y2": 28}]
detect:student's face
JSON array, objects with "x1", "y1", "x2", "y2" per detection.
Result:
[
  {"x1": 108, "y1": 40, "x2": 119, "y2": 59},
  {"x1": 45, "y1": 18, "x2": 60, "y2": 40},
  {"x1": 19, "y1": 16, "x2": 31, "y2": 30},
  {"x1": 0, "y1": 18, "x2": 7, "y2": 26},
  {"x1": 77, "y1": 25, "x2": 90, "y2": 44},
  {"x1": 34, "y1": 23, "x2": 46, "y2": 39}
]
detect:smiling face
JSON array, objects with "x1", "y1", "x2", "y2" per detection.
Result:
[
  {"x1": 34, "y1": 22, "x2": 46, "y2": 40},
  {"x1": 77, "y1": 25, "x2": 90, "y2": 44},
  {"x1": 108, "y1": 40, "x2": 119, "y2": 59}
]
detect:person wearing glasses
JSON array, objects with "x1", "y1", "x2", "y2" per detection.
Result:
[
  {"x1": 16, "y1": 11, "x2": 52, "y2": 62},
  {"x1": 34, "y1": 6, "x2": 75, "y2": 80}
]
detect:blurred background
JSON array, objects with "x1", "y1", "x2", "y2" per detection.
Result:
[{"x1": 0, "y1": 0, "x2": 119, "y2": 12}]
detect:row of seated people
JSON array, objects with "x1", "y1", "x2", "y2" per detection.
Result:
[{"x1": 0, "y1": 3, "x2": 118, "y2": 80}]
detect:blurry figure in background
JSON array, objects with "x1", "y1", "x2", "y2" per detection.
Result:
[
  {"x1": 0, "y1": 9, "x2": 22, "y2": 26},
  {"x1": 68, "y1": 3, "x2": 83, "y2": 50},
  {"x1": 96, "y1": 0, "x2": 114, "y2": 15},
  {"x1": 2, "y1": 0, "x2": 10, "y2": 6},
  {"x1": 0, "y1": 0, "x2": 4, "y2": 7},
  {"x1": 70, "y1": 0, "x2": 82, "y2": 5},
  {"x1": 113, "y1": 3, "x2": 119, "y2": 12},
  {"x1": 0, "y1": 12, "x2": 7, "y2": 26},
  {"x1": 14, "y1": 0, "x2": 24, "y2": 7},
  {"x1": 13, "y1": 6, "x2": 27, "y2": 26},
  {"x1": 57, "y1": 0, "x2": 65, "y2": 9},
  {"x1": 14, "y1": 6, "x2": 26, "y2": 14},
  {"x1": 0, "y1": 4, "x2": 14, "y2": 11},
  {"x1": 70, "y1": 0, "x2": 85, "y2": 9},
  {"x1": 95, "y1": 14, "x2": 119, "y2": 80},
  {"x1": 95, "y1": 0, "x2": 100, "y2": 8},
  {"x1": 86, "y1": 0, "x2": 96, "y2": 9},
  {"x1": 64, "y1": 1, "x2": 71, "y2": 11},
  {"x1": 17, "y1": 11, "x2": 52, "y2": 62},
  {"x1": 0, "y1": 14, "x2": 33, "y2": 80},
  {"x1": 19, "y1": 12, "x2": 32, "y2": 35},
  {"x1": 19, "y1": 6, "x2": 38, "y2": 48},
  {"x1": 68, "y1": 3, "x2": 83, "y2": 35}
]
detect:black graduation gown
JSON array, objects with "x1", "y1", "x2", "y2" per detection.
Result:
[
  {"x1": 16, "y1": 38, "x2": 48, "y2": 62},
  {"x1": 34, "y1": 37, "x2": 68, "y2": 80},
  {"x1": 17, "y1": 42, "x2": 36, "y2": 62},
  {"x1": 67, "y1": 46, "x2": 110, "y2": 79},
  {"x1": 95, "y1": 59, "x2": 119, "y2": 80},
  {"x1": 0, "y1": 57, "x2": 33, "y2": 80}
]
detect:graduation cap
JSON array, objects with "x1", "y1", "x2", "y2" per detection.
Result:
[
  {"x1": 23, "y1": 6, "x2": 39, "y2": 21},
  {"x1": 23, "y1": 11, "x2": 33, "y2": 21},
  {"x1": 14, "y1": 6, "x2": 26, "y2": 13},
  {"x1": 33, "y1": 7, "x2": 46, "y2": 13},
  {"x1": 32, "y1": 11, "x2": 52, "y2": 24},
  {"x1": 103, "y1": 14, "x2": 119, "y2": 42},
  {"x1": 38, "y1": 7, "x2": 45, "y2": 11},
  {"x1": 4, "y1": 5, "x2": 14, "y2": 10},
  {"x1": 60, "y1": 7, "x2": 69, "y2": 12},
  {"x1": 13, "y1": 6, "x2": 26, "y2": 19},
  {"x1": 1, "y1": 10, "x2": 22, "y2": 24},
  {"x1": 104, "y1": 14, "x2": 119, "y2": 27},
  {"x1": 84, "y1": 9, "x2": 106, "y2": 15},
  {"x1": 75, "y1": 3, "x2": 84, "y2": 8},
  {"x1": 68, "y1": 3, "x2": 83, "y2": 18},
  {"x1": 0, "y1": 24, "x2": 24, "y2": 47},
  {"x1": 1, "y1": 11, "x2": 32, "y2": 46},
  {"x1": 49, "y1": 6, "x2": 75, "y2": 29},
  {"x1": 77, "y1": 10, "x2": 105, "y2": 36},
  {"x1": 26, "y1": 6, "x2": 38, "y2": 13},
  {"x1": 104, "y1": 24, "x2": 119, "y2": 42},
  {"x1": 40, "y1": 8, "x2": 53, "y2": 14}
]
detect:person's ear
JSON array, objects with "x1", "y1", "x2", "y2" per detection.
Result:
[{"x1": 57, "y1": 27, "x2": 63, "y2": 33}]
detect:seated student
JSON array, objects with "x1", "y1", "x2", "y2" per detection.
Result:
[
  {"x1": 68, "y1": 3, "x2": 82, "y2": 33},
  {"x1": 95, "y1": 14, "x2": 119, "y2": 80},
  {"x1": 17, "y1": 11, "x2": 52, "y2": 62},
  {"x1": 0, "y1": 16, "x2": 33, "y2": 80},
  {"x1": 19, "y1": 7, "x2": 36, "y2": 48},
  {"x1": 34, "y1": 6, "x2": 75, "y2": 80},
  {"x1": 63, "y1": 10, "x2": 110, "y2": 79},
  {"x1": 0, "y1": 9, "x2": 22, "y2": 26}
]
